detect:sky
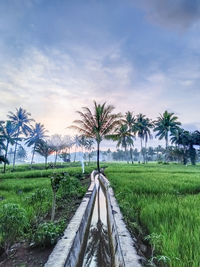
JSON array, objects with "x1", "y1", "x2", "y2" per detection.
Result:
[{"x1": 0, "y1": 0, "x2": 200, "y2": 149}]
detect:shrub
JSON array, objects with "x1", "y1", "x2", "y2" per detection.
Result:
[
  {"x1": 33, "y1": 220, "x2": 66, "y2": 247},
  {"x1": 0, "y1": 203, "x2": 28, "y2": 253},
  {"x1": 26, "y1": 188, "x2": 51, "y2": 224}
]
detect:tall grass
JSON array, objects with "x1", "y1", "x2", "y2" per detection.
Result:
[{"x1": 105, "y1": 163, "x2": 200, "y2": 267}]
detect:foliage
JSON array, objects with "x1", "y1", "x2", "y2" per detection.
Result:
[
  {"x1": 33, "y1": 220, "x2": 66, "y2": 247},
  {"x1": 154, "y1": 110, "x2": 181, "y2": 149},
  {"x1": 0, "y1": 203, "x2": 28, "y2": 252},
  {"x1": 71, "y1": 101, "x2": 122, "y2": 171},
  {"x1": 8, "y1": 107, "x2": 34, "y2": 169}
]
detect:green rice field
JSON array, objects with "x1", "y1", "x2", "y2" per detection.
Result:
[{"x1": 105, "y1": 163, "x2": 200, "y2": 267}]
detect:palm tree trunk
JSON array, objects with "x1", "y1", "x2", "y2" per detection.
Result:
[
  {"x1": 30, "y1": 144, "x2": 36, "y2": 167},
  {"x1": 166, "y1": 133, "x2": 168, "y2": 149},
  {"x1": 130, "y1": 148, "x2": 133, "y2": 164},
  {"x1": 145, "y1": 139, "x2": 147, "y2": 164},
  {"x1": 45, "y1": 156, "x2": 47, "y2": 168},
  {"x1": 54, "y1": 151, "x2": 58, "y2": 166},
  {"x1": 13, "y1": 128, "x2": 20, "y2": 170},
  {"x1": 3, "y1": 140, "x2": 9, "y2": 173},
  {"x1": 124, "y1": 145, "x2": 128, "y2": 164},
  {"x1": 97, "y1": 141, "x2": 100, "y2": 172},
  {"x1": 140, "y1": 137, "x2": 143, "y2": 163},
  {"x1": 165, "y1": 133, "x2": 168, "y2": 162}
]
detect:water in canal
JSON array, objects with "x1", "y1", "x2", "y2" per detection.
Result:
[{"x1": 77, "y1": 176, "x2": 114, "y2": 267}]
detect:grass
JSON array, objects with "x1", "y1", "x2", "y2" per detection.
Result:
[
  {"x1": 105, "y1": 163, "x2": 200, "y2": 267},
  {"x1": 0, "y1": 162, "x2": 93, "y2": 257},
  {"x1": 0, "y1": 165, "x2": 95, "y2": 180}
]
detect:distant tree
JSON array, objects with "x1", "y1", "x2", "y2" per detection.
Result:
[
  {"x1": 59, "y1": 135, "x2": 73, "y2": 162},
  {"x1": 125, "y1": 112, "x2": 136, "y2": 164},
  {"x1": 8, "y1": 107, "x2": 34, "y2": 169},
  {"x1": 154, "y1": 111, "x2": 181, "y2": 149},
  {"x1": 154, "y1": 145, "x2": 165, "y2": 161},
  {"x1": 132, "y1": 148, "x2": 139, "y2": 161},
  {"x1": 16, "y1": 145, "x2": 27, "y2": 162},
  {"x1": 25, "y1": 123, "x2": 47, "y2": 167},
  {"x1": 35, "y1": 139, "x2": 54, "y2": 168},
  {"x1": 147, "y1": 147, "x2": 155, "y2": 162},
  {"x1": 48, "y1": 134, "x2": 65, "y2": 165},
  {"x1": 108, "y1": 124, "x2": 134, "y2": 163},
  {"x1": 73, "y1": 135, "x2": 81, "y2": 162},
  {"x1": 171, "y1": 128, "x2": 197, "y2": 165},
  {"x1": 71, "y1": 101, "x2": 122, "y2": 172},
  {"x1": 135, "y1": 114, "x2": 153, "y2": 163},
  {"x1": 85, "y1": 138, "x2": 95, "y2": 163},
  {"x1": 0, "y1": 121, "x2": 18, "y2": 172}
]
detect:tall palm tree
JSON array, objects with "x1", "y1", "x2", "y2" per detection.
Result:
[
  {"x1": 8, "y1": 107, "x2": 34, "y2": 169},
  {"x1": 154, "y1": 111, "x2": 181, "y2": 149},
  {"x1": 25, "y1": 123, "x2": 47, "y2": 167},
  {"x1": 125, "y1": 111, "x2": 136, "y2": 132},
  {"x1": 125, "y1": 111, "x2": 136, "y2": 164},
  {"x1": 71, "y1": 101, "x2": 122, "y2": 172},
  {"x1": 135, "y1": 113, "x2": 150, "y2": 162},
  {"x1": 35, "y1": 139, "x2": 54, "y2": 168},
  {"x1": 0, "y1": 121, "x2": 18, "y2": 173},
  {"x1": 143, "y1": 118, "x2": 154, "y2": 163}
]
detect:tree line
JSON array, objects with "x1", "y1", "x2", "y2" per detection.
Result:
[
  {"x1": 0, "y1": 107, "x2": 96, "y2": 172},
  {"x1": 1, "y1": 102, "x2": 200, "y2": 172},
  {"x1": 71, "y1": 101, "x2": 200, "y2": 171}
]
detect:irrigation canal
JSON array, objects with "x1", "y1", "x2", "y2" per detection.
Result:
[
  {"x1": 77, "y1": 176, "x2": 114, "y2": 266},
  {"x1": 44, "y1": 172, "x2": 141, "y2": 267}
]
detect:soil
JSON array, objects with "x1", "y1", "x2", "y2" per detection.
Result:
[{"x1": 0, "y1": 176, "x2": 90, "y2": 267}]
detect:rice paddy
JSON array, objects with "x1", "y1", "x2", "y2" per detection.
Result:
[{"x1": 105, "y1": 163, "x2": 200, "y2": 267}]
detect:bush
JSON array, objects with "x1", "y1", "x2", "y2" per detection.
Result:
[
  {"x1": 58, "y1": 176, "x2": 85, "y2": 199},
  {"x1": 33, "y1": 220, "x2": 66, "y2": 247},
  {"x1": 0, "y1": 203, "x2": 28, "y2": 252}
]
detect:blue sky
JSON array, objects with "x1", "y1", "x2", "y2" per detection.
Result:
[{"x1": 0, "y1": 0, "x2": 200, "y2": 148}]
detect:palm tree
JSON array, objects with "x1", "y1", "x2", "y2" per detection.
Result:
[
  {"x1": 109, "y1": 124, "x2": 134, "y2": 163},
  {"x1": 48, "y1": 134, "x2": 65, "y2": 165},
  {"x1": 135, "y1": 113, "x2": 153, "y2": 163},
  {"x1": 35, "y1": 139, "x2": 54, "y2": 168},
  {"x1": 8, "y1": 107, "x2": 34, "y2": 169},
  {"x1": 154, "y1": 111, "x2": 181, "y2": 149},
  {"x1": 25, "y1": 123, "x2": 47, "y2": 167},
  {"x1": 85, "y1": 138, "x2": 95, "y2": 163},
  {"x1": 125, "y1": 111, "x2": 136, "y2": 164},
  {"x1": 73, "y1": 135, "x2": 81, "y2": 162},
  {"x1": 71, "y1": 101, "x2": 122, "y2": 172},
  {"x1": 143, "y1": 118, "x2": 154, "y2": 163},
  {"x1": 125, "y1": 111, "x2": 136, "y2": 132},
  {"x1": 0, "y1": 121, "x2": 18, "y2": 173}
]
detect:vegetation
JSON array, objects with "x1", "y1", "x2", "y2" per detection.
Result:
[
  {"x1": 105, "y1": 163, "x2": 200, "y2": 266},
  {"x1": 71, "y1": 101, "x2": 122, "y2": 171},
  {"x1": 0, "y1": 164, "x2": 90, "y2": 258}
]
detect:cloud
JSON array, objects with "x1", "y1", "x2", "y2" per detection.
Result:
[
  {"x1": 0, "y1": 45, "x2": 136, "y2": 133},
  {"x1": 137, "y1": 0, "x2": 200, "y2": 29}
]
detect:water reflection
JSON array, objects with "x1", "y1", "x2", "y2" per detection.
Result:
[{"x1": 81, "y1": 178, "x2": 113, "y2": 267}]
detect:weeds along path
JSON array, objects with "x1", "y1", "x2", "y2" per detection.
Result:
[
  {"x1": 105, "y1": 163, "x2": 200, "y2": 267},
  {"x1": 0, "y1": 164, "x2": 93, "y2": 266}
]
